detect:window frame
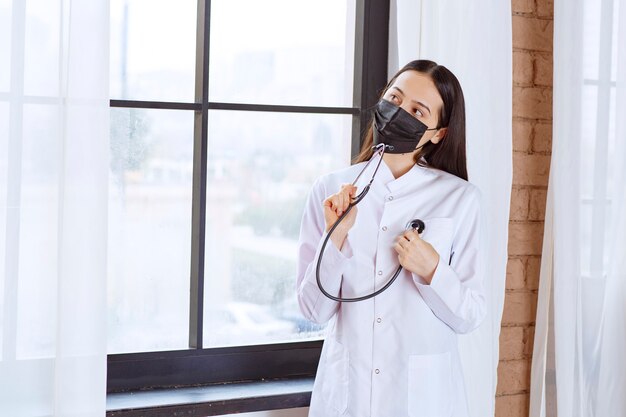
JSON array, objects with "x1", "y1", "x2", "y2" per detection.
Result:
[{"x1": 107, "y1": 0, "x2": 390, "y2": 393}]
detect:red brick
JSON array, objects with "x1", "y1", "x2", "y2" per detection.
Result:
[
  {"x1": 512, "y1": 0, "x2": 535, "y2": 14},
  {"x1": 532, "y1": 122, "x2": 553, "y2": 153},
  {"x1": 526, "y1": 257, "x2": 542, "y2": 290},
  {"x1": 513, "y1": 118, "x2": 534, "y2": 153},
  {"x1": 500, "y1": 326, "x2": 526, "y2": 360},
  {"x1": 510, "y1": 187, "x2": 530, "y2": 221},
  {"x1": 507, "y1": 257, "x2": 526, "y2": 289},
  {"x1": 497, "y1": 359, "x2": 531, "y2": 395},
  {"x1": 534, "y1": 52, "x2": 553, "y2": 86},
  {"x1": 495, "y1": 393, "x2": 529, "y2": 417},
  {"x1": 513, "y1": 153, "x2": 551, "y2": 186},
  {"x1": 529, "y1": 188, "x2": 548, "y2": 220},
  {"x1": 513, "y1": 16, "x2": 553, "y2": 52},
  {"x1": 502, "y1": 291, "x2": 538, "y2": 325},
  {"x1": 513, "y1": 86, "x2": 553, "y2": 120},
  {"x1": 536, "y1": 0, "x2": 554, "y2": 18},
  {"x1": 508, "y1": 222, "x2": 545, "y2": 256},
  {"x1": 524, "y1": 326, "x2": 536, "y2": 357},
  {"x1": 513, "y1": 50, "x2": 534, "y2": 86}
]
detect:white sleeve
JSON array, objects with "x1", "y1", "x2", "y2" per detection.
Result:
[
  {"x1": 413, "y1": 186, "x2": 487, "y2": 334},
  {"x1": 296, "y1": 178, "x2": 354, "y2": 324}
]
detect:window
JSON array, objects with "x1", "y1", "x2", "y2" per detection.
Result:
[{"x1": 107, "y1": 0, "x2": 389, "y2": 392}]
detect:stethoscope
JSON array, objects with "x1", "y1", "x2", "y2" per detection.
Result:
[{"x1": 315, "y1": 143, "x2": 427, "y2": 303}]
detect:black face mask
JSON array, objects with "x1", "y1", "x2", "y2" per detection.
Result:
[{"x1": 373, "y1": 99, "x2": 438, "y2": 154}]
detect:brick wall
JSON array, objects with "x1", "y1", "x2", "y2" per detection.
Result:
[{"x1": 495, "y1": 1, "x2": 553, "y2": 415}]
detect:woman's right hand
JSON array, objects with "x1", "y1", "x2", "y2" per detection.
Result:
[{"x1": 323, "y1": 184, "x2": 358, "y2": 248}]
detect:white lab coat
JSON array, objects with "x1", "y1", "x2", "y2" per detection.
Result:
[{"x1": 296, "y1": 157, "x2": 486, "y2": 417}]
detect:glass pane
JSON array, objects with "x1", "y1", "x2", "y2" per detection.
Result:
[
  {"x1": 16, "y1": 104, "x2": 61, "y2": 359},
  {"x1": 24, "y1": 0, "x2": 60, "y2": 96},
  {"x1": 108, "y1": 108, "x2": 194, "y2": 354},
  {"x1": 0, "y1": 3, "x2": 10, "y2": 92},
  {"x1": 209, "y1": 0, "x2": 355, "y2": 107},
  {"x1": 110, "y1": 0, "x2": 197, "y2": 102},
  {"x1": 203, "y1": 110, "x2": 352, "y2": 348}
]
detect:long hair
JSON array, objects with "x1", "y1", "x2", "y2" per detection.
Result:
[{"x1": 354, "y1": 60, "x2": 468, "y2": 181}]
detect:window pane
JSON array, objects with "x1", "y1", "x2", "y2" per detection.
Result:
[
  {"x1": 0, "y1": 3, "x2": 10, "y2": 92},
  {"x1": 108, "y1": 108, "x2": 194, "y2": 354},
  {"x1": 203, "y1": 110, "x2": 352, "y2": 348},
  {"x1": 209, "y1": 0, "x2": 355, "y2": 107},
  {"x1": 110, "y1": 0, "x2": 197, "y2": 102}
]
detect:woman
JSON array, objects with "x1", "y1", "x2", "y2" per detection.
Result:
[{"x1": 296, "y1": 60, "x2": 486, "y2": 417}]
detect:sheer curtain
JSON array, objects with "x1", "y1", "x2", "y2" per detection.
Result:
[
  {"x1": 0, "y1": 0, "x2": 109, "y2": 416},
  {"x1": 388, "y1": 1, "x2": 512, "y2": 416},
  {"x1": 529, "y1": 0, "x2": 626, "y2": 416}
]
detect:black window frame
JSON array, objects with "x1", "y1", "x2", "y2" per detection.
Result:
[{"x1": 107, "y1": 0, "x2": 390, "y2": 393}]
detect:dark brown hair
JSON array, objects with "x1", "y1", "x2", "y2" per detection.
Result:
[{"x1": 354, "y1": 59, "x2": 468, "y2": 181}]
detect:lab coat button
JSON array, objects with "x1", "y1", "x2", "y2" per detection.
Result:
[
  {"x1": 377, "y1": 270, "x2": 383, "y2": 275},
  {"x1": 382, "y1": 226, "x2": 388, "y2": 231},
  {"x1": 376, "y1": 318, "x2": 382, "y2": 323},
  {"x1": 387, "y1": 196, "x2": 394, "y2": 201},
  {"x1": 375, "y1": 369, "x2": 380, "y2": 374}
]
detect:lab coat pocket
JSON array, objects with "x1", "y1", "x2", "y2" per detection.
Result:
[
  {"x1": 321, "y1": 338, "x2": 349, "y2": 414},
  {"x1": 420, "y1": 217, "x2": 454, "y2": 266},
  {"x1": 407, "y1": 352, "x2": 453, "y2": 417}
]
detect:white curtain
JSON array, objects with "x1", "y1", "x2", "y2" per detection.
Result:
[
  {"x1": 529, "y1": 0, "x2": 626, "y2": 415},
  {"x1": 388, "y1": 1, "x2": 512, "y2": 416},
  {"x1": 0, "y1": 0, "x2": 109, "y2": 416}
]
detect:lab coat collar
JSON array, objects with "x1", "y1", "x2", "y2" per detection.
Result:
[{"x1": 375, "y1": 155, "x2": 435, "y2": 194}]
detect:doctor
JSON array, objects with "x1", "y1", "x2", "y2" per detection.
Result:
[{"x1": 296, "y1": 59, "x2": 486, "y2": 417}]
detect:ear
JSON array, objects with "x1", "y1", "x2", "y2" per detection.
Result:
[{"x1": 430, "y1": 127, "x2": 448, "y2": 144}]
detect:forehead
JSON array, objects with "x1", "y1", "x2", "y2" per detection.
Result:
[{"x1": 390, "y1": 70, "x2": 443, "y2": 111}]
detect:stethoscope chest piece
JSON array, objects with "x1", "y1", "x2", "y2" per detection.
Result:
[{"x1": 405, "y1": 219, "x2": 425, "y2": 234}]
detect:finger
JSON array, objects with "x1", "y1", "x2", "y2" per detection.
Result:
[
  {"x1": 337, "y1": 194, "x2": 346, "y2": 216},
  {"x1": 339, "y1": 190, "x2": 348, "y2": 212},
  {"x1": 403, "y1": 230, "x2": 419, "y2": 242},
  {"x1": 336, "y1": 193, "x2": 345, "y2": 214},
  {"x1": 327, "y1": 195, "x2": 337, "y2": 213},
  {"x1": 343, "y1": 186, "x2": 352, "y2": 210}
]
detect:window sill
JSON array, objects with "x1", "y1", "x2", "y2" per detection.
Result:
[{"x1": 106, "y1": 377, "x2": 314, "y2": 417}]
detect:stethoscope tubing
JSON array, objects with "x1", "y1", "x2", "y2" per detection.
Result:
[{"x1": 315, "y1": 144, "x2": 406, "y2": 303}]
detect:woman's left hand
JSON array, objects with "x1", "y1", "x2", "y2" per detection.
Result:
[{"x1": 394, "y1": 230, "x2": 440, "y2": 284}]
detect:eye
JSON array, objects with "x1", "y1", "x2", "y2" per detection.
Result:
[
  {"x1": 413, "y1": 108, "x2": 424, "y2": 118},
  {"x1": 389, "y1": 94, "x2": 401, "y2": 104}
]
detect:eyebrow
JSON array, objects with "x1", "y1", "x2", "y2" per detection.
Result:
[{"x1": 390, "y1": 86, "x2": 431, "y2": 115}]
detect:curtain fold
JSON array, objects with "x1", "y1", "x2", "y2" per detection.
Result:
[
  {"x1": 0, "y1": 1, "x2": 109, "y2": 416},
  {"x1": 388, "y1": 1, "x2": 512, "y2": 416},
  {"x1": 530, "y1": 0, "x2": 626, "y2": 416}
]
